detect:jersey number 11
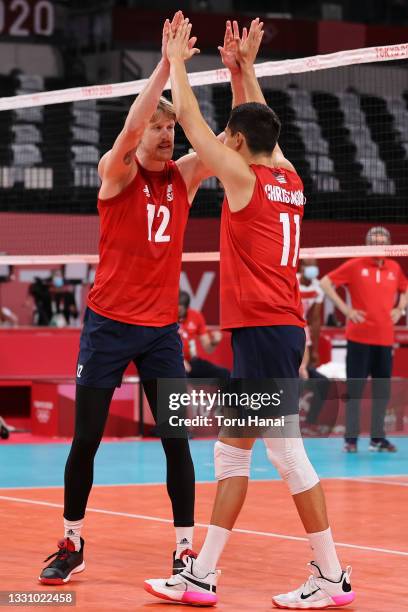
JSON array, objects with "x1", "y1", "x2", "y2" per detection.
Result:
[{"x1": 279, "y1": 212, "x2": 300, "y2": 266}]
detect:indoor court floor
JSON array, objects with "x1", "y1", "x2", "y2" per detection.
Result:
[{"x1": 1, "y1": 437, "x2": 407, "y2": 611}]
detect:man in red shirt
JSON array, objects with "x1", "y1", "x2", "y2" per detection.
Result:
[
  {"x1": 320, "y1": 226, "x2": 407, "y2": 453},
  {"x1": 39, "y1": 12, "x2": 224, "y2": 585},
  {"x1": 178, "y1": 291, "x2": 229, "y2": 379},
  {"x1": 145, "y1": 19, "x2": 354, "y2": 609}
]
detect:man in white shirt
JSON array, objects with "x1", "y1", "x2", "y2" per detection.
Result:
[{"x1": 298, "y1": 259, "x2": 331, "y2": 435}]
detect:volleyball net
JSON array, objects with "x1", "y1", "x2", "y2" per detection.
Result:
[{"x1": 0, "y1": 42, "x2": 407, "y2": 267}]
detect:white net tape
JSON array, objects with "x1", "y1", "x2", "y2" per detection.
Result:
[
  {"x1": 0, "y1": 245, "x2": 407, "y2": 266},
  {"x1": 0, "y1": 43, "x2": 407, "y2": 111},
  {"x1": 0, "y1": 42, "x2": 407, "y2": 266}
]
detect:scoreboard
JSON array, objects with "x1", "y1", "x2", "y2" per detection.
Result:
[{"x1": 0, "y1": 0, "x2": 54, "y2": 37}]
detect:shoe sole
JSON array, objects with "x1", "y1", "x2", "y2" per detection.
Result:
[
  {"x1": 144, "y1": 581, "x2": 217, "y2": 606},
  {"x1": 272, "y1": 591, "x2": 355, "y2": 609},
  {"x1": 38, "y1": 561, "x2": 85, "y2": 585}
]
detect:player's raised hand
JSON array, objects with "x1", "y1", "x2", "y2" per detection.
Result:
[
  {"x1": 162, "y1": 11, "x2": 184, "y2": 62},
  {"x1": 218, "y1": 20, "x2": 240, "y2": 74},
  {"x1": 167, "y1": 18, "x2": 200, "y2": 62},
  {"x1": 170, "y1": 9, "x2": 185, "y2": 33},
  {"x1": 234, "y1": 17, "x2": 264, "y2": 66}
]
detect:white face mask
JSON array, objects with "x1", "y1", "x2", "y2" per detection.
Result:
[
  {"x1": 304, "y1": 265, "x2": 319, "y2": 280},
  {"x1": 53, "y1": 277, "x2": 64, "y2": 288}
]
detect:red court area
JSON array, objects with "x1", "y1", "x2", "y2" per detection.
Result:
[{"x1": 1, "y1": 480, "x2": 407, "y2": 611}]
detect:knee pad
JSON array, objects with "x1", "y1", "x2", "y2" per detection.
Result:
[
  {"x1": 264, "y1": 437, "x2": 319, "y2": 495},
  {"x1": 214, "y1": 441, "x2": 252, "y2": 481}
]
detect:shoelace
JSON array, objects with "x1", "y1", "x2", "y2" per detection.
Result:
[
  {"x1": 173, "y1": 555, "x2": 197, "y2": 582},
  {"x1": 301, "y1": 564, "x2": 352, "y2": 592},
  {"x1": 43, "y1": 540, "x2": 70, "y2": 563}
]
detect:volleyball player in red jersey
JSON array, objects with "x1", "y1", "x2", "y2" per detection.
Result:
[
  {"x1": 38, "y1": 12, "x2": 220, "y2": 585},
  {"x1": 145, "y1": 19, "x2": 355, "y2": 609}
]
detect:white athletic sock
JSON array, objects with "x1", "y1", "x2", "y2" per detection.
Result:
[
  {"x1": 64, "y1": 518, "x2": 83, "y2": 552},
  {"x1": 308, "y1": 527, "x2": 342, "y2": 581},
  {"x1": 175, "y1": 527, "x2": 194, "y2": 559},
  {"x1": 195, "y1": 525, "x2": 231, "y2": 575}
]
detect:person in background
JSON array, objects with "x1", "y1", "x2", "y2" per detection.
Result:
[
  {"x1": 28, "y1": 277, "x2": 52, "y2": 325},
  {"x1": 49, "y1": 270, "x2": 79, "y2": 327},
  {"x1": 298, "y1": 259, "x2": 323, "y2": 366},
  {"x1": 298, "y1": 259, "x2": 331, "y2": 435},
  {"x1": 299, "y1": 327, "x2": 332, "y2": 436},
  {"x1": 178, "y1": 290, "x2": 230, "y2": 379},
  {"x1": 320, "y1": 226, "x2": 407, "y2": 453}
]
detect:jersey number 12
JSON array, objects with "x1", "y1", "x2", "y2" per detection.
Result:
[
  {"x1": 279, "y1": 212, "x2": 300, "y2": 266},
  {"x1": 147, "y1": 204, "x2": 170, "y2": 243}
]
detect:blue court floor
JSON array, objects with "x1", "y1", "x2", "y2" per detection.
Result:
[{"x1": 0, "y1": 437, "x2": 406, "y2": 489}]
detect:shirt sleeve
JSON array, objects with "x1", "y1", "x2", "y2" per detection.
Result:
[{"x1": 328, "y1": 259, "x2": 356, "y2": 288}]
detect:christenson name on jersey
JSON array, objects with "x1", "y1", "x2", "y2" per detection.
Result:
[
  {"x1": 264, "y1": 184, "x2": 305, "y2": 207},
  {"x1": 88, "y1": 160, "x2": 190, "y2": 326},
  {"x1": 220, "y1": 165, "x2": 306, "y2": 330}
]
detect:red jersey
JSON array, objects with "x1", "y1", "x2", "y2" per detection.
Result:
[
  {"x1": 88, "y1": 160, "x2": 189, "y2": 326},
  {"x1": 328, "y1": 257, "x2": 407, "y2": 346},
  {"x1": 179, "y1": 308, "x2": 207, "y2": 362},
  {"x1": 220, "y1": 165, "x2": 306, "y2": 330}
]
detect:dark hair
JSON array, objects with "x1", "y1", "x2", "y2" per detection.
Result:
[
  {"x1": 179, "y1": 290, "x2": 191, "y2": 309},
  {"x1": 227, "y1": 102, "x2": 281, "y2": 154}
]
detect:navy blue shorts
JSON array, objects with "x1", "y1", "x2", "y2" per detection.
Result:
[
  {"x1": 231, "y1": 325, "x2": 305, "y2": 417},
  {"x1": 231, "y1": 325, "x2": 305, "y2": 378},
  {"x1": 76, "y1": 308, "x2": 185, "y2": 388}
]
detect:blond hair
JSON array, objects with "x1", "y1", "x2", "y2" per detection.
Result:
[{"x1": 151, "y1": 96, "x2": 176, "y2": 123}]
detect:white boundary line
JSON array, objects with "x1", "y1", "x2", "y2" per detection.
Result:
[
  {"x1": 0, "y1": 42, "x2": 407, "y2": 110},
  {"x1": 1, "y1": 475, "x2": 408, "y2": 491},
  {"x1": 0, "y1": 245, "x2": 408, "y2": 265},
  {"x1": 338, "y1": 477, "x2": 408, "y2": 487},
  {"x1": 0, "y1": 493, "x2": 407, "y2": 557}
]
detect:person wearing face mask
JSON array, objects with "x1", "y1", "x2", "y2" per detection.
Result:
[
  {"x1": 52, "y1": 274, "x2": 64, "y2": 289},
  {"x1": 49, "y1": 271, "x2": 79, "y2": 327},
  {"x1": 298, "y1": 259, "x2": 323, "y2": 367},
  {"x1": 320, "y1": 227, "x2": 407, "y2": 453},
  {"x1": 28, "y1": 277, "x2": 53, "y2": 325},
  {"x1": 298, "y1": 260, "x2": 331, "y2": 435}
]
